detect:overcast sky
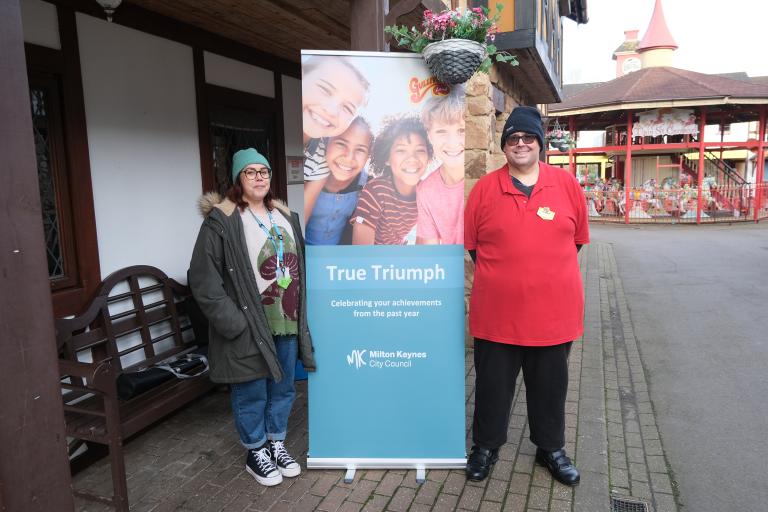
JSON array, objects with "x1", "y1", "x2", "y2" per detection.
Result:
[{"x1": 562, "y1": 0, "x2": 768, "y2": 84}]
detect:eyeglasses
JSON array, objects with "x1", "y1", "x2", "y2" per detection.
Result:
[
  {"x1": 243, "y1": 168, "x2": 271, "y2": 180},
  {"x1": 506, "y1": 134, "x2": 537, "y2": 146}
]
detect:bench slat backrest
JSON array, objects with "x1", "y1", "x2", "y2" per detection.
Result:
[{"x1": 56, "y1": 266, "x2": 201, "y2": 374}]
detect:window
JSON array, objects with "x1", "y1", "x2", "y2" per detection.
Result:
[
  {"x1": 26, "y1": 42, "x2": 100, "y2": 317},
  {"x1": 204, "y1": 85, "x2": 286, "y2": 199},
  {"x1": 29, "y1": 73, "x2": 77, "y2": 288}
]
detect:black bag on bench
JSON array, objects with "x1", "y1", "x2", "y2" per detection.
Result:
[{"x1": 117, "y1": 347, "x2": 209, "y2": 401}]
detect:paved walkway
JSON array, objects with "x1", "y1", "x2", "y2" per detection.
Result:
[{"x1": 74, "y1": 242, "x2": 679, "y2": 512}]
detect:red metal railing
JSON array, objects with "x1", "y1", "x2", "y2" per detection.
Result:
[{"x1": 584, "y1": 183, "x2": 767, "y2": 224}]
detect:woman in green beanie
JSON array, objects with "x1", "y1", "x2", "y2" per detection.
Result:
[{"x1": 188, "y1": 148, "x2": 315, "y2": 487}]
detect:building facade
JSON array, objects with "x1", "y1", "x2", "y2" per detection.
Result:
[{"x1": 1, "y1": 0, "x2": 584, "y2": 508}]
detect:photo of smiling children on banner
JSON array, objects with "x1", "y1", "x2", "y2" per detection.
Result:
[
  {"x1": 302, "y1": 56, "x2": 370, "y2": 221},
  {"x1": 416, "y1": 90, "x2": 466, "y2": 245},
  {"x1": 352, "y1": 115, "x2": 433, "y2": 245},
  {"x1": 302, "y1": 53, "x2": 465, "y2": 247},
  {"x1": 305, "y1": 118, "x2": 374, "y2": 245}
]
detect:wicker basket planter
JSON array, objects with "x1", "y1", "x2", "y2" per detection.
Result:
[
  {"x1": 422, "y1": 39, "x2": 486, "y2": 85},
  {"x1": 549, "y1": 139, "x2": 571, "y2": 152}
]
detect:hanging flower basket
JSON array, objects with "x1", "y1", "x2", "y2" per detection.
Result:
[
  {"x1": 546, "y1": 123, "x2": 576, "y2": 152},
  {"x1": 422, "y1": 39, "x2": 486, "y2": 85},
  {"x1": 385, "y1": 5, "x2": 518, "y2": 85},
  {"x1": 548, "y1": 138, "x2": 573, "y2": 152}
]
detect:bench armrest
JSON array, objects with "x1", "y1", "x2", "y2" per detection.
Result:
[{"x1": 59, "y1": 358, "x2": 116, "y2": 394}]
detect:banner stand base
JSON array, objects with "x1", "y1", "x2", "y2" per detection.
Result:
[
  {"x1": 415, "y1": 465, "x2": 426, "y2": 484},
  {"x1": 308, "y1": 458, "x2": 467, "y2": 485}
]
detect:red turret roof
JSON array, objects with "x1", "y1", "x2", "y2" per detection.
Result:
[{"x1": 638, "y1": 0, "x2": 677, "y2": 51}]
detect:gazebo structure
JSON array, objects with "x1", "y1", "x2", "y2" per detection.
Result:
[{"x1": 546, "y1": 0, "x2": 768, "y2": 224}]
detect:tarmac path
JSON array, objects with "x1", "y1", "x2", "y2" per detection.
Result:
[{"x1": 591, "y1": 223, "x2": 768, "y2": 512}]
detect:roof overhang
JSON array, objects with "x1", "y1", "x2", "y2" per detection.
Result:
[
  {"x1": 496, "y1": 29, "x2": 563, "y2": 103},
  {"x1": 549, "y1": 97, "x2": 768, "y2": 116}
]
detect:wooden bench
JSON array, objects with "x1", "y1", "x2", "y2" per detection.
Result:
[{"x1": 55, "y1": 265, "x2": 215, "y2": 511}]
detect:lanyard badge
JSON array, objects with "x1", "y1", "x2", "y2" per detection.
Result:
[{"x1": 248, "y1": 208, "x2": 293, "y2": 289}]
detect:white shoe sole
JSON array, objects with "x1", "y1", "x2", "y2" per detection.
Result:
[
  {"x1": 246, "y1": 465, "x2": 283, "y2": 486},
  {"x1": 278, "y1": 464, "x2": 301, "y2": 478}
]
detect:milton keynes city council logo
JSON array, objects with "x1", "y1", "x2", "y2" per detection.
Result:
[
  {"x1": 346, "y1": 348, "x2": 428, "y2": 369},
  {"x1": 346, "y1": 349, "x2": 367, "y2": 369}
]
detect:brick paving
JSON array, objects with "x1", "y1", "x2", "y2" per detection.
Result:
[{"x1": 74, "y1": 242, "x2": 679, "y2": 512}]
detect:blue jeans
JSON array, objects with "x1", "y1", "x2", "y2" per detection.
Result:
[{"x1": 229, "y1": 335, "x2": 297, "y2": 449}]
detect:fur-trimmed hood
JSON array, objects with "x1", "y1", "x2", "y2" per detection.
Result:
[
  {"x1": 196, "y1": 191, "x2": 291, "y2": 217},
  {"x1": 188, "y1": 189, "x2": 314, "y2": 383}
]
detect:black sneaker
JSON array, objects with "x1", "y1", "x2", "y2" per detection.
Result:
[
  {"x1": 245, "y1": 445, "x2": 283, "y2": 486},
  {"x1": 270, "y1": 440, "x2": 301, "y2": 477}
]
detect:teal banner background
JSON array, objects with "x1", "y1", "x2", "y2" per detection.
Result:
[{"x1": 307, "y1": 244, "x2": 466, "y2": 460}]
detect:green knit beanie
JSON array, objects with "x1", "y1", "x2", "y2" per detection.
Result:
[{"x1": 231, "y1": 148, "x2": 271, "y2": 183}]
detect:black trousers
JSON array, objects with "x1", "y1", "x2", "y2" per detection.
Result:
[{"x1": 472, "y1": 338, "x2": 572, "y2": 452}]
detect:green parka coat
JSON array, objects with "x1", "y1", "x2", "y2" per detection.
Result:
[{"x1": 188, "y1": 192, "x2": 316, "y2": 383}]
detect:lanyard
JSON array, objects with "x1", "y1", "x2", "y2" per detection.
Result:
[{"x1": 248, "y1": 207, "x2": 286, "y2": 275}]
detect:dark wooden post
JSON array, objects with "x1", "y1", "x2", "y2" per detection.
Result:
[
  {"x1": 350, "y1": 0, "x2": 390, "y2": 51},
  {"x1": 0, "y1": 1, "x2": 75, "y2": 510}
]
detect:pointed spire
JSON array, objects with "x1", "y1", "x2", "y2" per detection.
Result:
[{"x1": 638, "y1": 0, "x2": 677, "y2": 52}]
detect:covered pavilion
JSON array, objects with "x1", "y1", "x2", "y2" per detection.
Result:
[{"x1": 546, "y1": 0, "x2": 768, "y2": 224}]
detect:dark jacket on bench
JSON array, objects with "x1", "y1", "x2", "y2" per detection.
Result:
[{"x1": 188, "y1": 192, "x2": 316, "y2": 383}]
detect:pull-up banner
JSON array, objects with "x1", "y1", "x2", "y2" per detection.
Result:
[{"x1": 302, "y1": 50, "x2": 466, "y2": 470}]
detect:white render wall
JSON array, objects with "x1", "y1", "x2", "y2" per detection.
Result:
[
  {"x1": 20, "y1": 0, "x2": 60, "y2": 49},
  {"x1": 204, "y1": 51, "x2": 275, "y2": 98},
  {"x1": 77, "y1": 13, "x2": 202, "y2": 283},
  {"x1": 22, "y1": 8, "x2": 304, "y2": 283}
]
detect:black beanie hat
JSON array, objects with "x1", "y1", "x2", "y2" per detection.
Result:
[{"x1": 500, "y1": 106, "x2": 545, "y2": 150}]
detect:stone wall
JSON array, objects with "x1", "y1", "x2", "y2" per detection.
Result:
[{"x1": 463, "y1": 67, "x2": 529, "y2": 345}]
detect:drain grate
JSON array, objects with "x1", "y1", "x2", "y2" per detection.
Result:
[{"x1": 611, "y1": 496, "x2": 649, "y2": 512}]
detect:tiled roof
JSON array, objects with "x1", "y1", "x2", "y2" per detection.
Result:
[
  {"x1": 550, "y1": 67, "x2": 768, "y2": 113},
  {"x1": 612, "y1": 40, "x2": 639, "y2": 56},
  {"x1": 562, "y1": 82, "x2": 602, "y2": 100}
]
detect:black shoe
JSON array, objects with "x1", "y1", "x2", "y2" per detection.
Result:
[
  {"x1": 465, "y1": 446, "x2": 498, "y2": 481},
  {"x1": 245, "y1": 444, "x2": 283, "y2": 486},
  {"x1": 535, "y1": 448, "x2": 580, "y2": 486}
]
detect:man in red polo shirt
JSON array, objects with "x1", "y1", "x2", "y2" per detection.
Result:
[{"x1": 464, "y1": 106, "x2": 589, "y2": 485}]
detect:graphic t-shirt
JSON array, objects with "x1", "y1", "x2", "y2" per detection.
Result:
[
  {"x1": 416, "y1": 167, "x2": 464, "y2": 244},
  {"x1": 241, "y1": 208, "x2": 300, "y2": 335},
  {"x1": 352, "y1": 175, "x2": 417, "y2": 245},
  {"x1": 303, "y1": 138, "x2": 329, "y2": 181}
]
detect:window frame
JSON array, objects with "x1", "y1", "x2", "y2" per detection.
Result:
[
  {"x1": 25, "y1": 17, "x2": 100, "y2": 318},
  {"x1": 194, "y1": 47, "x2": 288, "y2": 201},
  {"x1": 28, "y1": 70, "x2": 79, "y2": 290},
  {"x1": 202, "y1": 83, "x2": 287, "y2": 201}
]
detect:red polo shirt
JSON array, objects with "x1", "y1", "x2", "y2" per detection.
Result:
[{"x1": 464, "y1": 162, "x2": 589, "y2": 346}]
